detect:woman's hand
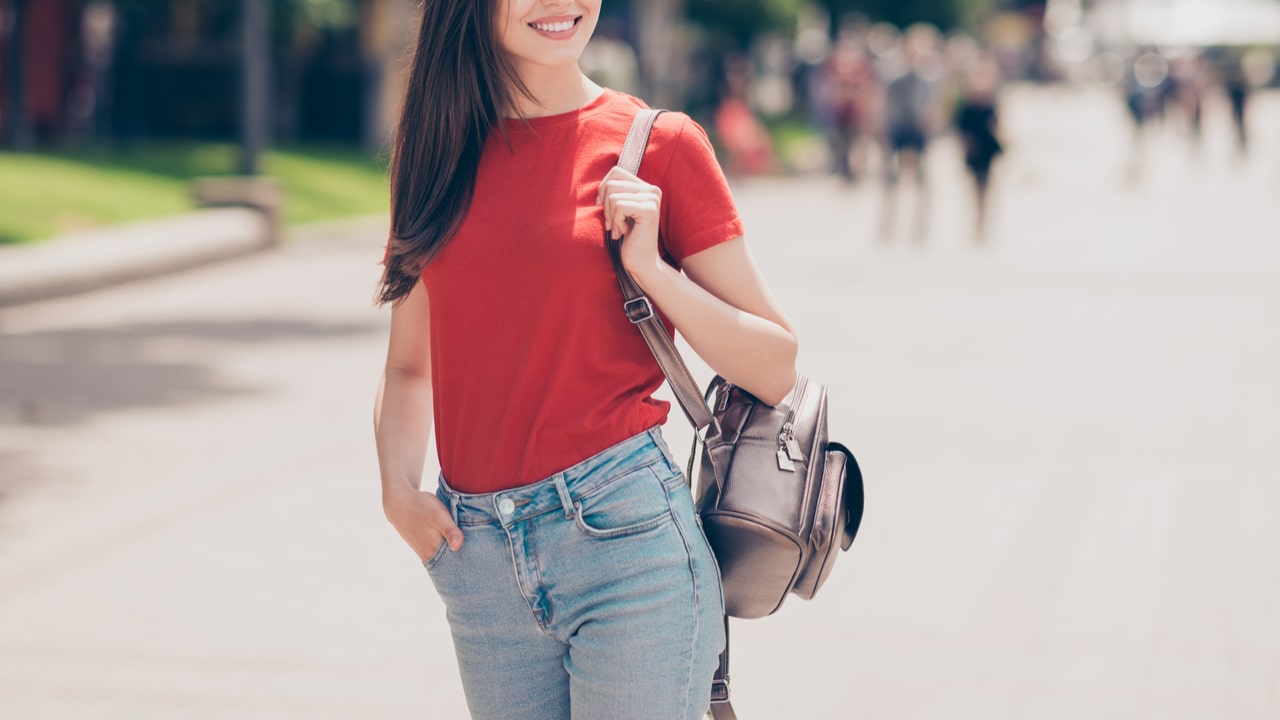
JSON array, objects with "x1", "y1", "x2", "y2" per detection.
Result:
[
  {"x1": 597, "y1": 166, "x2": 665, "y2": 283},
  {"x1": 383, "y1": 481, "x2": 464, "y2": 562},
  {"x1": 596, "y1": 165, "x2": 798, "y2": 406}
]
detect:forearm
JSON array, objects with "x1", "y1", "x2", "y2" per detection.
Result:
[
  {"x1": 633, "y1": 260, "x2": 798, "y2": 406},
  {"x1": 373, "y1": 367, "x2": 435, "y2": 493}
]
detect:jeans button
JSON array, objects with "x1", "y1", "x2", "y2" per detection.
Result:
[{"x1": 498, "y1": 497, "x2": 515, "y2": 516}]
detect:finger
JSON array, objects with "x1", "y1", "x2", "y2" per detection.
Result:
[
  {"x1": 601, "y1": 182, "x2": 658, "y2": 202},
  {"x1": 611, "y1": 217, "x2": 634, "y2": 242},
  {"x1": 596, "y1": 169, "x2": 627, "y2": 204},
  {"x1": 605, "y1": 166, "x2": 639, "y2": 183},
  {"x1": 597, "y1": 167, "x2": 647, "y2": 202},
  {"x1": 420, "y1": 496, "x2": 465, "y2": 550},
  {"x1": 607, "y1": 191, "x2": 660, "y2": 206},
  {"x1": 415, "y1": 527, "x2": 446, "y2": 561},
  {"x1": 604, "y1": 185, "x2": 658, "y2": 240},
  {"x1": 605, "y1": 197, "x2": 639, "y2": 241},
  {"x1": 598, "y1": 179, "x2": 616, "y2": 233},
  {"x1": 609, "y1": 195, "x2": 660, "y2": 224},
  {"x1": 610, "y1": 208, "x2": 646, "y2": 241}
]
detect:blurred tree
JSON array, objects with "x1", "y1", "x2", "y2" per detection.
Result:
[
  {"x1": 241, "y1": 0, "x2": 269, "y2": 174},
  {"x1": 813, "y1": 0, "x2": 998, "y2": 31},
  {"x1": 287, "y1": 0, "x2": 359, "y2": 29},
  {"x1": 4, "y1": 0, "x2": 32, "y2": 150},
  {"x1": 685, "y1": 0, "x2": 989, "y2": 43},
  {"x1": 109, "y1": 0, "x2": 359, "y2": 33},
  {"x1": 687, "y1": 0, "x2": 806, "y2": 48}
]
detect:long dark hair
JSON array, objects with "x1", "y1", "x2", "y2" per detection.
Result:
[{"x1": 378, "y1": 0, "x2": 530, "y2": 305}]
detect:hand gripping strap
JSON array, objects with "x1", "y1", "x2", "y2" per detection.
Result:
[{"x1": 606, "y1": 108, "x2": 716, "y2": 433}]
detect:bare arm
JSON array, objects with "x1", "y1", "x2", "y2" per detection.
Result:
[
  {"x1": 374, "y1": 279, "x2": 463, "y2": 557},
  {"x1": 599, "y1": 168, "x2": 798, "y2": 406},
  {"x1": 632, "y1": 238, "x2": 798, "y2": 406}
]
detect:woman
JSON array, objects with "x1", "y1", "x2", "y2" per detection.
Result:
[{"x1": 373, "y1": 2, "x2": 798, "y2": 718}]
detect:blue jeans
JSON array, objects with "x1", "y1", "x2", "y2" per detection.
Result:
[{"x1": 425, "y1": 427, "x2": 726, "y2": 720}]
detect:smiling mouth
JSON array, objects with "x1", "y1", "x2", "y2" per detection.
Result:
[{"x1": 528, "y1": 17, "x2": 582, "y2": 33}]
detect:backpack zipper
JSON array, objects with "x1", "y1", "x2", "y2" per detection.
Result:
[
  {"x1": 776, "y1": 377, "x2": 809, "y2": 470},
  {"x1": 716, "y1": 381, "x2": 733, "y2": 413},
  {"x1": 718, "y1": 378, "x2": 809, "y2": 471}
]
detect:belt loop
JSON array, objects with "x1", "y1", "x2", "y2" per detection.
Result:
[
  {"x1": 443, "y1": 488, "x2": 460, "y2": 525},
  {"x1": 553, "y1": 476, "x2": 575, "y2": 520},
  {"x1": 648, "y1": 425, "x2": 670, "y2": 459},
  {"x1": 436, "y1": 473, "x2": 461, "y2": 525}
]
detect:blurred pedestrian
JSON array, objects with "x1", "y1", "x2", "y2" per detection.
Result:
[
  {"x1": 879, "y1": 23, "x2": 943, "y2": 242},
  {"x1": 814, "y1": 42, "x2": 875, "y2": 182},
  {"x1": 69, "y1": 0, "x2": 118, "y2": 143},
  {"x1": 1169, "y1": 53, "x2": 1209, "y2": 158},
  {"x1": 1123, "y1": 51, "x2": 1168, "y2": 183},
  {"x1": 1222, "y1": 55, "x2": 1251, "y2": 158},
  {"x1": 373, "y1": 2, "x2": 799, "y2": 719},
  {"x1": 953, "y1": 54, "x2": 1003, "y2": 242},
  {"x1": 714, "y1": 53, "x2": 776, "y2": 175}
]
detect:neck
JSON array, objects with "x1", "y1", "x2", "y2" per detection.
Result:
[{"x1": 506, "y1": 64, "x2": 603, "y2": 118}]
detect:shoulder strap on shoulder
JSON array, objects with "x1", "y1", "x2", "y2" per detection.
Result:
[
  {"x1": 606, "y1": 110, "x2": 716, "y2": 433},
  {"x1": 618, "y1": 108, "x2": 664, "y2": 175}
]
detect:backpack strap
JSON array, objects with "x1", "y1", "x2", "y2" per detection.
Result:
[
  {"x1": 608, "y1": 108, "x2": 736, "y2": 720},
  {"x1": 606, "y1": 108, "x2": 716, "y2": 434},
  {"x1": 707, "y1": 616, "x2": 736, "y2": 719}
]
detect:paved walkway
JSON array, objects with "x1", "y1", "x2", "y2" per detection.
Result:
[{"x1": 1, "y1": 84, "x2": 1278, "y2": 719}]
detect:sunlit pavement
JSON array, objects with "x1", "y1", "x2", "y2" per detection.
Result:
[{"x1": 1, "y1": 84, "x2": 1278, "y2": 719}]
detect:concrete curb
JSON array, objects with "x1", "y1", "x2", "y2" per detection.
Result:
[{"x1": 0, "y1": 208, "x2": 273, "y2": 307}]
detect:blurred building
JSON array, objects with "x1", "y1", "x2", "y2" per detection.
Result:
[
  {"x1": 1090, "y1": 0, "x2": 1280, "y2": 48},
  {"x1": 0, "y1": 0, "x2": 686, "y2": 152},
  {"x1": 0, "y1": 0, "x2": 438, "y2": 151},
  {"x1": 0, "y1": 0, "x2": 79, "y2": 148}
]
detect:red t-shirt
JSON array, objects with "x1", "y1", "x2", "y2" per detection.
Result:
[{"x1": 419, "y1": 89, "x2": 744, "y2": 493}]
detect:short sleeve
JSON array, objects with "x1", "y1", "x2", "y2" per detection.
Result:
[{"x1": 656, "y1": 115, "x2": 745, "y2": 263}]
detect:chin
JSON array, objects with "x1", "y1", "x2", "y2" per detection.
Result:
[{"x1": 514, "y1": 50, "x2": 589, "y2": 71}]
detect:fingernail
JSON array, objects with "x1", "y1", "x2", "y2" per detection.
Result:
[{"x1": 449, "y1": 534, "x2": 463, "y2": 550}]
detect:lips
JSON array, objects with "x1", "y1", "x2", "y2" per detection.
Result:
[{"x1": 528, "y1": 15, "x2": 582, "y2": 37}]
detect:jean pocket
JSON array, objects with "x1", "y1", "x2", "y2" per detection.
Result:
[
  {"x1": 421, "y1": 537, "x2": 450, "y2": 571},
  {"x1": 573, "y1": 464, "x2": 674, "y2": 539}
]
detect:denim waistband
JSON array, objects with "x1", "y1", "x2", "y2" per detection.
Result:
[{"x1": 437, "y1": 426, "x2": 677, "y2": 527}]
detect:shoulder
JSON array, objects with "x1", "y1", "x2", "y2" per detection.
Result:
[
  {"x1": 591, "y1": 89, "x2": 702, "y2": 144},
  {"x1": 590, "y1": 90, "x2": 713, "y2": 176},
  {"x1": 650, "y1": 109, "x2": 699, "y2": 147},
  {"x1": 591, "y1": 91, "x2": 684, "y2": 130},
  {"x1": 642, "y1": 109, "x2": 715, "y2": 175},
  {"x1": 639, "y1": 111, "x2": 716, "y2": 190}
]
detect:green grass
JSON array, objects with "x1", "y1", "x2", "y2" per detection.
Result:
[{"x1": 0, "y1": 143, "x2": 391, "y2": 244}]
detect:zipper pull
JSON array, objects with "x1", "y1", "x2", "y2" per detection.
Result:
[
  {"x1": 773, "y1": 417, "x2": 803, "y2": 461},
  {"x1": 716, "y1": 383, "x2": 733, "y2": 413},
  {"x1": 777, "y1": 448, "x2": 795, "y2": 472},
  {"x1": 778, "y1": 422, "x2": 806, "y2": 463},
  {"x1": 785, "y1": 437, "x2": 806, "y2": 463}
]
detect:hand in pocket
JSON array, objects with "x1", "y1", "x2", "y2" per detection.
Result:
[{"x1": 383, "y1": 483, "x2": 463, "y2": 561}]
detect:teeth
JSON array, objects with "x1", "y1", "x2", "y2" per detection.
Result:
[{"x1": 531, "y1": 20, "x2": 574, "y2": 32}]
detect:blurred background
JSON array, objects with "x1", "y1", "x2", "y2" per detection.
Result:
[
  {"x1": 2, "y1": 1, "x2": 1279, "y2": 718},
  {"x1": 2, "y1": 0, "x2": 1277, "y2": 242}
]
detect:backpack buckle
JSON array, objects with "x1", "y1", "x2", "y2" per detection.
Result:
[{"x1": 624, "y1": 296, "x2": 654, "y2": 323}]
